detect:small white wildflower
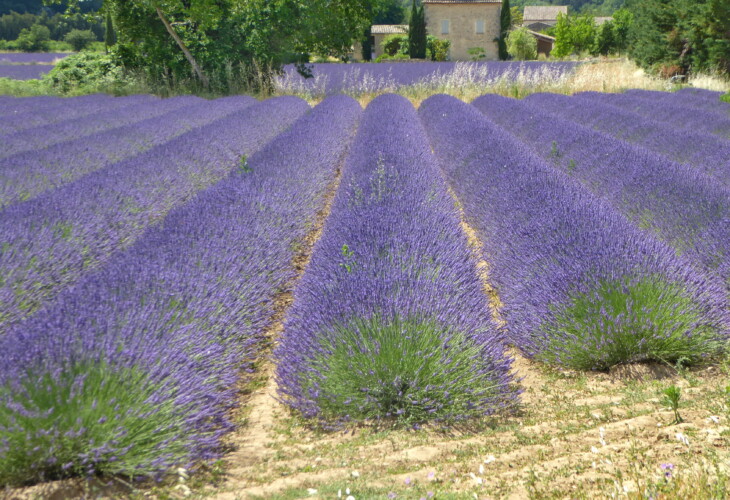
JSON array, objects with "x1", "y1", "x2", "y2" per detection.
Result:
[
  {"x1": 591, "y1": 446, "x2": 599, "y2": 454},
  {"x1": 346, "y1": 488, "x2": 351, "y2": 495},
  {"x1": 676, "y1": 432, "x2": 690, "y2": 446},
  {"x1": 708, "y1": 416, "x2": 720, "y2": 424},
  {"x1": 599, "y1": 427, "x2": 607, "y2": 446},
  {"x1": 307, "y1": 489, "x2": 318, "y2": 496},
  {"x1": 338, "y1": 489, "x2": 342, "y2": 498},
  {"x1": 484, "y1": 455, "x2": 496, "y2": 464},
  {"x1": 176, "y1": 467, "x2": 189, "y2": 481},
  {"x1": 592, "y1": 461, "x2": 597, "y2": 469},
  {"x1": 351, "y1": 470, "x2": 360, "y2": 478},
  {"x1": 346, "y1": 496, "x2": 356, "y2": 500},
  {"x1": 479, "y1": 464, "x2": 484, "y2": 474},
  {"x1": 657, "y1": 423, "x2": 663, "y2": 427},
  {"x1": 174, "y1": 484, "x2": 191, "y2": 497}
]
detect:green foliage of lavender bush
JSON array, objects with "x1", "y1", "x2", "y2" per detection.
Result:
[
  {"x1": 0, "y1": 361, "x2": 193, "y2": 487},
  {"x1": 721, "y1": 93, "x2": 730, "y2": 104},
  {"x1": 536, "y1": 276, "x2": 724, "y2": 371},
  {"x1": 306, "y1": 315, "x2": 511, "y2": 426}
]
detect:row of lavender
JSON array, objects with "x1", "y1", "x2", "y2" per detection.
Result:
[
  {"x1": 420, "y1": 95, "x2": 727, "y2": 370},
  {"x1": 0, "y1": 96, "x2": 306, "y2": 335},
  {"x1": 0, "y1": 96, "x2": 361, "y2": 485},
  {"x1": 275, "y1": 94, "x2": 517, "y2": 425},
  {"x1": 0, "y1": 95, "x2": 262, "y2": 208},
  {"x1": 471, "y1": 93, "x2": 730, "y2": 284}
]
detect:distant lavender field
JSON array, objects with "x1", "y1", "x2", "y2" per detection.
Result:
[
  {"x1": 0, "y1": 64, "x2": 52, "y2": 80},
  {"x1": 277, "y1": 61, "x2": 579, "y2": 95},
  {"x1": 0, "y1": 53, "x2": 69, "y2": 64}
]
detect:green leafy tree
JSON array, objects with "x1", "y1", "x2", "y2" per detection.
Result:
[
  {"x1": 47, "y1": 0, "x2": 376, "y2": 92},
  {"x1": 510, "y1": 5, "x2": 522, "y2": 29},
  {"x1": 593, "y1": 19, "x2": 615, "y2": 55},
  {"x1": 552, "y1": 12, "x2": 596, "y2": 57},
  {"x1": 611, "y1": 7, "x2": 633, "y2": 54},
  {"x1": 408, "y1": 0, "x2": 426, "y2": 59},
  {"x1": 498, "y1": 0, "x2": 511, "y2": 60},
  {"x1": 507, "y1": 26, "x2": 537, "y2": 60},
  {"x1": 361, "y1": 26, "x2": 372, "y2": 61},
  {"x1": 16, "y1": 23, "x2": 50, "y2": 51},
  {"x1": 64, "y1": 28, "x2": 95, "y2": 50},
  {"x1": 627, "y1": 0, "x2": 730, "y2": 75}
]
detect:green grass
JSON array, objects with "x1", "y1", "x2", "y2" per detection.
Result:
[
  {"x1": 535, "y1": 276, "x2": 725, "y2": 371},
  {"x1": 721, "y1": 93, "x2": 730, "y2": 104},
  {"x1": 302, "y1": 315, "x2": 515, "y2": 427},
  {"x1": 0, "y1": 360, "x2": 193, "y2": 487}
]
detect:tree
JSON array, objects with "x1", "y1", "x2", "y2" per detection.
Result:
[
  {"x1": 552, "y1": 12, "x2": 596, "y2": 57},
  {"x1": 373, "y1": 0, "x2": 404, "y2": 24},
  {"x1": 510, "y1": 5, "x2": 522, "y2": 29},
  {"x1": 47, "y1": 0, "x2": 376, "y2": 91},
  {"x1": 498, "y1": 0, "x2": 511, "y2": 60},
  {"x1": 626, "y1": 0, "x2": 729, "y2": 75},
  {"x1": 593, "y1": 19, "x2": 615, "y2": 55},
  {"x1": 64, "y1": 28, "x2": 95, "y2": 50},
  {"x1": 104, "y1": 10, "x2": 116, "y2": 50},
  {"x1": 16, "y1": 24, "x2": 50, "y2": 51},
  {"x1": 611, "y1": 8, "x2": 633, "y2": 54},
  {"x1": 507, "y1": 26, "x2": 537, "y2": 59},
  {"x1": 408, "y1": 0, "x2": 426, "y2": 59}
]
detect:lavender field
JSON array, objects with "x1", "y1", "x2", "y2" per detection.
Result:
[{"x1": 0, "y1": 89, "x2": 729, "y2": 493}]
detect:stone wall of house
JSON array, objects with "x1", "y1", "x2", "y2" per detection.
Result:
[{"x1": 424, "y1": 3, "x2": 501, "y2": 61}]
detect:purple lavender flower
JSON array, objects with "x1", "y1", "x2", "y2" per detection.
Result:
[{"x1": 275, "y1": 94, "x2": 516, "y2": 425}]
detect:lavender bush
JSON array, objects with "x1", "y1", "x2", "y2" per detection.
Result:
[
  {"x1": 474, "y1": 94, "x2": 730, "y2": 285},
  {"x1": 420, "y1": 94, "x2": 728, "y2": 370},
  {"x1": 0, "y1": 96, "x2": 308, "y2": 334},
  {"x1": 0, "y1": 96, "x2": 252, "y2": 207},
  {"x1": 0, "y1": 95, "x2": 361, "y2": 486},
  {"x1": 0, "y1": 95, "x2": 201, "y2": 158},
  {"x1": 525, "y1": 92, "x2": 730, "y2": 187},
  {"x1": 275, "y1": 94, "x2": 517, "y2": 426}
]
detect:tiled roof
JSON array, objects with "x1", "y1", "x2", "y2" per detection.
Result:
[
  {"x1": 594, "y1": 16, "x2": 613, "y2": 25},
  {"x1": 371, "y1": 24, "x2": 409, "y2": 34},
  {"x1": 523, "y1": 6, "x2": 569, "y2": 21},
  {"x1": 526, "y1": 29, "x2": 556, "y2": 41}
]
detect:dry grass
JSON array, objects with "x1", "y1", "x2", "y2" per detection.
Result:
[{"x1": 276, "y1": 58, "x2": 729, "y2": 108}]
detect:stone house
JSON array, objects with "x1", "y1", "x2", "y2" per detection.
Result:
[
  {"x1": 422, "y1": 0, "x2": 502, "y2": 61},
  {"x1": 522, "y1": 5, "x2": 568, "y2": 32}
]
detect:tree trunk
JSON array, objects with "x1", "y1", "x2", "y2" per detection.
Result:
[{"x1": 155, "y1": 6, "x2": 209, "y2": 88}]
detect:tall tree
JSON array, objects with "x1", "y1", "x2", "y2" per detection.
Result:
[
  {"x1": 408, "y1": 0, "x2": 425, "y2": 58},
  {"x1": 104, "y1": 9, "x2": 116, "y2": 51},
  {"x1": 627, "y1": 0, "x2": 729, "y2": 75},
  {"x1": 46, "y1": 0, "x2": 375, "y2": 91},
  {"x1": 499, "y1": 0, "x2": 511, "y2": 60}
]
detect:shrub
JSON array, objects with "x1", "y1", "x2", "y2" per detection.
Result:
[
  {"x1": 426, "y1": 35, "x2": 450, "y2": 61},
  {"x1": 43, "y1": 52, "x2": 124, "y2": 94},
  {"x1": 536, "y1": 276, "x2": 724, "y2": 370},
  {"x1": 468, "y1": 47, "x2": 486, "y2": 61},
  {"x1": 507, "y1": 27, "x2": 537, "y2": 60},
  {"x1": 306, "y1": 316, "x2": 513, "y2": 425},
  {"x1": 382, "y1": 34, "x2": 408, "y2": 56},
  {"x1": 374, "y1": 53, "x2": 410, "y2": 63},
  {"x1": 64, "y1": 29, "x2": 97, "y2": 52},
  {"x1": 15, "y1": 24, "x2": 50, "y2": 52}
]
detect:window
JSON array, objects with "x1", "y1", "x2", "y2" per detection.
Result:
[
  {"x1": 475, "y1": 20, "x2": 485, "y2": 34},
  {"x1": 441, "y1": 20, "x2": 449, "y2": 35}
]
